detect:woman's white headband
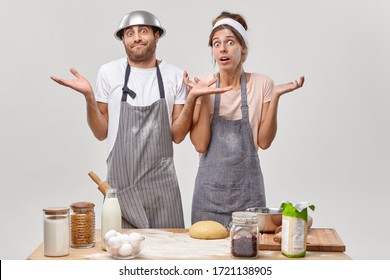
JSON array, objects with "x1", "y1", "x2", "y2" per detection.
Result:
[{"x1": 212, "y1": 18, "x2": 249, "y2": 49}]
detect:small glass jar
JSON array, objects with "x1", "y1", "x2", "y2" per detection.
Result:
[
  {"x1": 70, "y1": 202, "x2": 95, "y2": 248},
  {"x1": 230, "y1": 211, "x2": 258, "y2": 258},
  {"x1": 43, "y1": 207, "x2": 70, "y2": 257}
]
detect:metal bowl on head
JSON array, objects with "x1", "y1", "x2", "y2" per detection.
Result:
[
  {"x1": 246, "y1": 207, "x2": 282, "y2": 233},
  {"x1": 114, "y1": 10, "x2": 166, "y2": 40}
]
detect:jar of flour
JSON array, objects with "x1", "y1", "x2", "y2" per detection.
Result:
[{"x1": 43, "y1": 207, "x2": 70, "y2": 257}]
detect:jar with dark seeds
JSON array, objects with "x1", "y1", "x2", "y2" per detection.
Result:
[
  {"x1": 231, "y1": 234, "x2": 258, "y2": 258},
  {"x1": 230, "y1": 211, "x2": 258, "y2": 259}
]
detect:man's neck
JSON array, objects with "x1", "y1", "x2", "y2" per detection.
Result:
[{"x1": 127, "y1": 57, "x2": 158, "y2": 68}]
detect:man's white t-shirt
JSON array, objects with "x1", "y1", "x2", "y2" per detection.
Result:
[{"x1": 95, "y1": 58, "x2": 187, "y2": 155}]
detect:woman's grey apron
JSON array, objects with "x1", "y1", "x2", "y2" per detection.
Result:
[
  {"x1": 191, "y1": 71, "x2": 266, "y2": 227},
  {"x1": 107, "y1": 61, "x2": 184, "y2": 229}
]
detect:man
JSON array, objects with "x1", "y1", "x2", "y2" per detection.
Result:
[{"x1": 51, "y1": 10, "x2": 230, "y2": 228}]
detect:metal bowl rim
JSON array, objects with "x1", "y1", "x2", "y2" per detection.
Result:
[{"x1": 246, "y1": 207, "x2": 282, "y2": 214}]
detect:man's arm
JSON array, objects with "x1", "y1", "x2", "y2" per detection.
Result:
[{"x1": 51, "y1": 68, "x2": 108, "y2": 140}]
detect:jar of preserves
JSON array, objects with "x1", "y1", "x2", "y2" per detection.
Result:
[
  {"x1": 43, "y1": 207, "x2": 70, "y2": 257},
  {"x1": 70, "y1": 202, "x2": 95, "y2": 248},
  {"x1": 230, "y1": 211, "x2": 258, "y2": 258}
]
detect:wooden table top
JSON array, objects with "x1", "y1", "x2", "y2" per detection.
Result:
[{"x1": 27, "y1": 228, "x2": 350, "y2": 260}]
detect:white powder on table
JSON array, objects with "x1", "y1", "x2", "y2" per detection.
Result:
[{"x1": 137, "y1": 229, "x2": 230, "y2": 259}]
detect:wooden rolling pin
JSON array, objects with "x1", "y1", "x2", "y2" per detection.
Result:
[
  {"x1": 273, "y1": 226, "x2": 282, "y2": 243},
  {"x1": 88, "y1": 171, "x2": 111, "y2": 196}
]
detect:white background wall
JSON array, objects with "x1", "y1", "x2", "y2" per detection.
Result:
[{"x1": 1, "y1": 0, "x2": 389, "y2": 260}]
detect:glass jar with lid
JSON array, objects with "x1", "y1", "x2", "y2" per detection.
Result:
[
  {"x1": 70, "y1": 201, "x2": 95, "y2": 248},
  {"x1": 43, "y1": 207, "x2": 70, "y2": 256},
  {"x1": 230, "y1": 211, "x2": 258, "y2": 258}
]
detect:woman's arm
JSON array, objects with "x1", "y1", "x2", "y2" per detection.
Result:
[
  {"x1": 258, "y1": 76, "x2": 305, "y2": 149},
  {"x1": 190, "y1": 96, "x2": 212, "y2": 153},
  {"x1": 173, "y1": 73, "x2": 232, "y2": 146}
]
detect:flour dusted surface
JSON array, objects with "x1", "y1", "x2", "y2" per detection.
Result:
[{"x1": 135, "y1": 229, "x2": 230, "y2": 259}]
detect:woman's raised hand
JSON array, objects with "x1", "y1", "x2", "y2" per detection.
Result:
[
  {"x1": 184, "y1": 72, "x2": 233, "y2": 98},
  {"x1": 273, "y1": 76, "x2": 305, "y2": 98}
]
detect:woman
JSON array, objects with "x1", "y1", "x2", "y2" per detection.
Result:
[{"x1": 188, "y1": 11, "x2": 304, "y2": 227}]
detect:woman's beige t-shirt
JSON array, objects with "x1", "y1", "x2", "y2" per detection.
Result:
[{"x1": 198, "y1": 73, "x2": 274, "y2": 149}]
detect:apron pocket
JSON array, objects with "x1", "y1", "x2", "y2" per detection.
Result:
[
  {"x1": 195, "y1": 181, "x2": 260, "y2": 214},
  {"x1": 116, "y1": 186, "x2": 149, "y2": 228}
]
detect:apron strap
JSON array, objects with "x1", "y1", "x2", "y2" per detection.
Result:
[
  {"x1": 240, "y1": 71, "x2": 249, "y2": 120},
  {"x1": 214, "y1": 70, "x2": 248, "y2": 118},
  {"x1": 214, "y1": 73, "x2": 221, "y2": 116},
  {"x1": 122, "y1": 64, "x2": 137, "y2": 101},
  {"x1": 155, "y1": 61, "x2": 165, "y2": 99},
  {"x1": 121, "y1": 60, "x2": 165, "y2": 102}
]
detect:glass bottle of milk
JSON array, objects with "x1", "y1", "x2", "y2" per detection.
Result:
[{"x1": 101, "y1": 188, "x2": 122, "y2": 250}]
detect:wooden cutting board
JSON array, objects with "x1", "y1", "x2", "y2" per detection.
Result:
[{"x1": 259, "y1": 228, "x2": 346, "y2": 252}]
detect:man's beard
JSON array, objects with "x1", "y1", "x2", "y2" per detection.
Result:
[{"x1": 125, "y1": 40, "x2": 157, "y2": 63}]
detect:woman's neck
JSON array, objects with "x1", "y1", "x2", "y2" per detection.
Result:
[{"x1": 219, "y1": 68, "x2": 243, "y2": 90}]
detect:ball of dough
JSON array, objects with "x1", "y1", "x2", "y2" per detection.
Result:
[{"x1": 189, "y1": 220, "x2": 229, "y2": 239}]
